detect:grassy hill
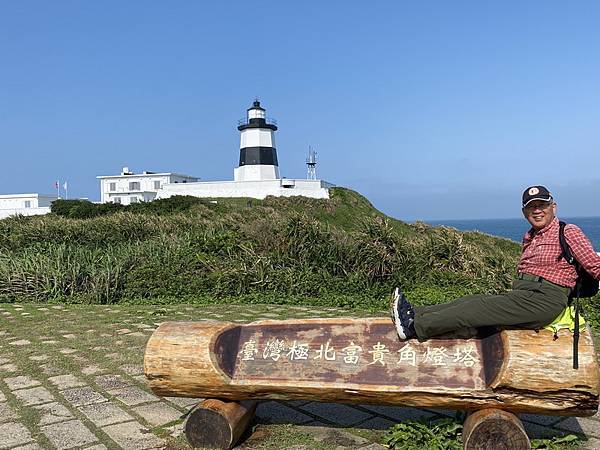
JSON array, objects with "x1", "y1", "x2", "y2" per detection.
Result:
[{"x1": 0, "y1": 188, "x2": 521, "y2": 310}]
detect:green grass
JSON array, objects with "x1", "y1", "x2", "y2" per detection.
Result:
[{"x1": 0, "y1": 188, "x2": 522, "y2": 310}]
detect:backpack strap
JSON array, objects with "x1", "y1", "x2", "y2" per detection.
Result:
[{"x1": 558, "y1": 221, "x2": 575, "y2": 265}]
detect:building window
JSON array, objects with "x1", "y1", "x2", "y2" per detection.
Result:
[
  {"x1": 129, "y1": 181, "x2": 140, "y2": 191},
  {"x1": 130, "y1": 197, "x2": 139, "y2": 204},
  {"x1": 24, "y1": 201, "x2": 31, "y2": 208},
  {"x1": 113, "y1": 197, "x2": 121, "y2": 204},
  {"x1": 109, "y1": 182, "x2": 116, "y2": 191},
  {"x1": 153, "y1": 181, "x2": 161, "y2": 189}
]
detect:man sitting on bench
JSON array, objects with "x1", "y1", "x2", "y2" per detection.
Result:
[{"x1": 391, "y1": 185, "x2": 600, "y2": 341}]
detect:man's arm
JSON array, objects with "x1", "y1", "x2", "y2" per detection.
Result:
[{"x1": 565, "y1": 225, "x2": 600, "y2": 280}]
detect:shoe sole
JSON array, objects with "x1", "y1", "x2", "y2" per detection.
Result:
[{"x1": 390, "y1": 288, "x2": 407, "y2": 340}]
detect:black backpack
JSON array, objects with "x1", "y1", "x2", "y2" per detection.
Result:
[
  {"x1": 558, "y1": 221, "x2": 599, "y2": 299},
  {"x1": 557, "y1": 221, "x2": 599, "y2": 369}
]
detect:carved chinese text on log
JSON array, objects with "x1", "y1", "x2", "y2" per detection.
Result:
[{"x1": 215, "y1": 322, "x2": 491, "y2": 390}]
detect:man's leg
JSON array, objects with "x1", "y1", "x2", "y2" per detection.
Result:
[{"x1": 413, "y1": 281, "x2": 567, "y2": 340}]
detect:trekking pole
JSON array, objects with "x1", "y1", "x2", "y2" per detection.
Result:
[{"x1": 573, "y1": 297, "x2": 580, "y2": 370}]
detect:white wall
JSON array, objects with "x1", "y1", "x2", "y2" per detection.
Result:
[
  {"x1": 234, "y1": 165, "x2": 280, "y2": 182},
  {"x1": 157, "y1": 179, "x2": 332, "y2": 200},
  {"x1": 0, "y1": 194, "x2": 56, "y2": 220},
  {"x1": 98, "y1": 173, "x2": 198, "y2": 204},
  {"x1": 0, "y1": 207, "x2": 51, "y2": 220},
  {"x1": 240, "y1": 129, "x2": 275, "y2": 148}
]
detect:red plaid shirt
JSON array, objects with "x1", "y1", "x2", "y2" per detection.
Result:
[{"x1": 517, "y1": 218, "x2": 600, "y2": 288}]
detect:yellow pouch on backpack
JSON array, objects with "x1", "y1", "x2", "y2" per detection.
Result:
[{"x1": 544, "y1": 305, "x2": 586, "y2": 335}]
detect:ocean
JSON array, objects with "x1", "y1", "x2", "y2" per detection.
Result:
[{"x1": 425, "y1": 217, "x2": 600, "y2": 251}]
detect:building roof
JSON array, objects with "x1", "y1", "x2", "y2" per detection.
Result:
[
  {"x1": 0, "y1": 193, "x2": 58, "y2": 199},
  {"x1": 96, "y1": 172, "x2": 198, "y2": 180}
]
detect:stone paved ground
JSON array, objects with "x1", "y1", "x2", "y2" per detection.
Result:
[{"x1": 1, "y1": 303, "x2": 599, "y2": 449}]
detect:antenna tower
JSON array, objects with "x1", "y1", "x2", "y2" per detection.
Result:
[{"x1": 306, "y1": 146, "x2": 317, "y2": 180}]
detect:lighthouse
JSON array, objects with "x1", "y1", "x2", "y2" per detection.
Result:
[{"x1": 234, "y1": 100, "x2": 280, "y2": 181}]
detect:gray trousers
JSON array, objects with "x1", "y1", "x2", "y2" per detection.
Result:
[{"x1": 413, "y1": 279, "x2": 569, "y2": 340}]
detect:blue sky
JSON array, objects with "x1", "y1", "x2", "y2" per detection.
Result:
[{"x1": 1, "y1": 1, "x2": 599, "y2": 220}]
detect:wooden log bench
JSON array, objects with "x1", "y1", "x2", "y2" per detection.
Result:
[{"x1": 144, "y1": 318, "x2": 600, "y2": 449}]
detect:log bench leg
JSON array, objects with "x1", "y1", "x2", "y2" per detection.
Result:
[
  {"x1": 184, "y1": 398, "x2": 258, "y2": 449},
  {"x1": 462, "y1": 408, "x2": 530, "y2": 450}
]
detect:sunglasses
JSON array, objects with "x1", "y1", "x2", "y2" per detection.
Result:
[{"x1": 523, "y1": 201, "x2": 554, "y2": 212}]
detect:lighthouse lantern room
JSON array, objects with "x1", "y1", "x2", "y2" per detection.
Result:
[{"x1": 234, "y1": 100, "x2": 280, "y2": 182}]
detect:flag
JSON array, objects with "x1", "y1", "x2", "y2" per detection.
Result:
[
  {"x1": 63, "y1": 181, "x2": 68, "y2": 190},
  {"x1": 54, "y1": 181, "x2": 59, "y2": 189}
]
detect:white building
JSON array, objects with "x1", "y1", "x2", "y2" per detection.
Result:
[
  {"x1": 0, "y1": 193, "x2": 58, "y2": 220},
  {"x1": 97, "y1": 167, "x2": 198, "y2": 205},
  {"x1": 158, "y1": 101, "x2": 333, "y2": 200}
]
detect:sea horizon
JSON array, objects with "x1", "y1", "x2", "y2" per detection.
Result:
[{"x1": 422, "y1": 216, "x2": 600, "y2": 250}]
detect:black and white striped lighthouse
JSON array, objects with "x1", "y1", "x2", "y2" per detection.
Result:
[{"x1": 234, "y1": 100, "x2": 280, "y2": 181}]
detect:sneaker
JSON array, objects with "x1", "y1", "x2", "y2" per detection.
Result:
[{"x1": 390, "y1": 287, "x2": 416, "y2": 340}]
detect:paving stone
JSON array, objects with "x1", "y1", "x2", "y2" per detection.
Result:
[
  {"x1": 128, "y1": 331, "x2": 146, "y2": 337},
  {"x1": 133, "y1": 375, "x2": 146, "y2": 384},
  {"x1": 299, "y1": 402, "x2": 373, "y2": 426},
  {"x1": 0, "y1": 363, "x2": 18, "y2": 372},
  {"x1": 4, "y1": 375, "x2": 41, "y2": 391},
  {"x1": 166, "y1": 422, "x2": 184, "y2": 438},
  {"x1": 359, "y1": 405, "x2": 434, "y2": 423},
  {"x1": 48, "y1": 374, "x2": 87, "y2": 390},
  {"x1": 120, "y1": 364, "x2": 144, "y2": 376},
  {"x1": 62, "y1": 386, "x2": 108, "y2": 407},
  {"x1": 95, "y1": 374, "x2": 132, "y2": 392},
  {"x1": 9, "y1": 339, "x2": 31, "y2": 346},
  {"x1": 285, "y1": 400, "x2": 310, "y2": 407},
  {"x1": 82, "y1": 445, "x2": 108, "y2": 450},
  {"x1": 296, "y1": 425, "x2": 370, "y2": 447},
  {"x1": 519, "y1": 413, "x2": 562, "y2": 426},
  {"x1": 42, "y1": 419, "x2": 98, "y2": 449},
  {"x1": 424, "y1": 408, "x2": 457, "y2": 417},
  {"x1": 133, "y1": 402, "x2": 184, "y2": 426},
  {"x1": 41, "y1": 340, "x2": 58, "y2": 344},
  {"x1": 0, "y1": 422, "x2": 33, "y2": 447},
  {"x1": 0, "y1": 402, "x2": 17, "y2": 422},
  {"x1": 0, "y1": 390, "x2": 5, "y2": 402},
  {"x1": 165, "y1": 396, "x2": 204, "y2": 408},
  {"x1": 522, "y1": 421, "x2": 567, "y2": 439},
  {"x1": 556, "y1": 416, "x2": 600, "y2": 438},
  {"x1": 583, "y1": 437, "x2": 600, "y2": 449},
  {"x1": 256, "y1": 401, "x2": 313, "y2": 424},
  {"x1": 102, "y1": 421, "x2": 163, "y2": 449},
  {"x1": 357, "y1": 416, "x2": 396, "y2": 430},
  {"x1": 11, "y1": 444, "x2": 43, "y2": 450},
  {"x1": 0, "y1": 357, "x2": 10, "y2": 364},
  {"x1": 33, "y1": 401, "x2": 75, "y2": 425},
  {"x1": 39, "y1": 363, "x2": 63, "y2": 376},
  {"x1": 116, "y1": 328, "x2": 132, "y2": 334},
  {"x1": 112, "y1": 386, "x2": 160, "y2": 406},
  {"x1": 13, "y1": 386, "x2": 55, "y2": 406},
  {"x1": 82, "y1": 364, "x2": 105, "y2": 375},
  {"x1": 62, "y1": 334, "x2": 76, "y2": 339},
  {"x1": 28, "y1": 355, "x2": 50, "y2": 362},
  {"x1": 59, "y1": 348, "x2": 77, "y2": 354},
  {"x1": 79, "y1": 402, "x2": 134, "y2": 426}
]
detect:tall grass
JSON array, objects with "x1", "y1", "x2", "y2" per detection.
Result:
[{"x1": 0, "y1": 190, "x2": 522, "y2": 307}]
